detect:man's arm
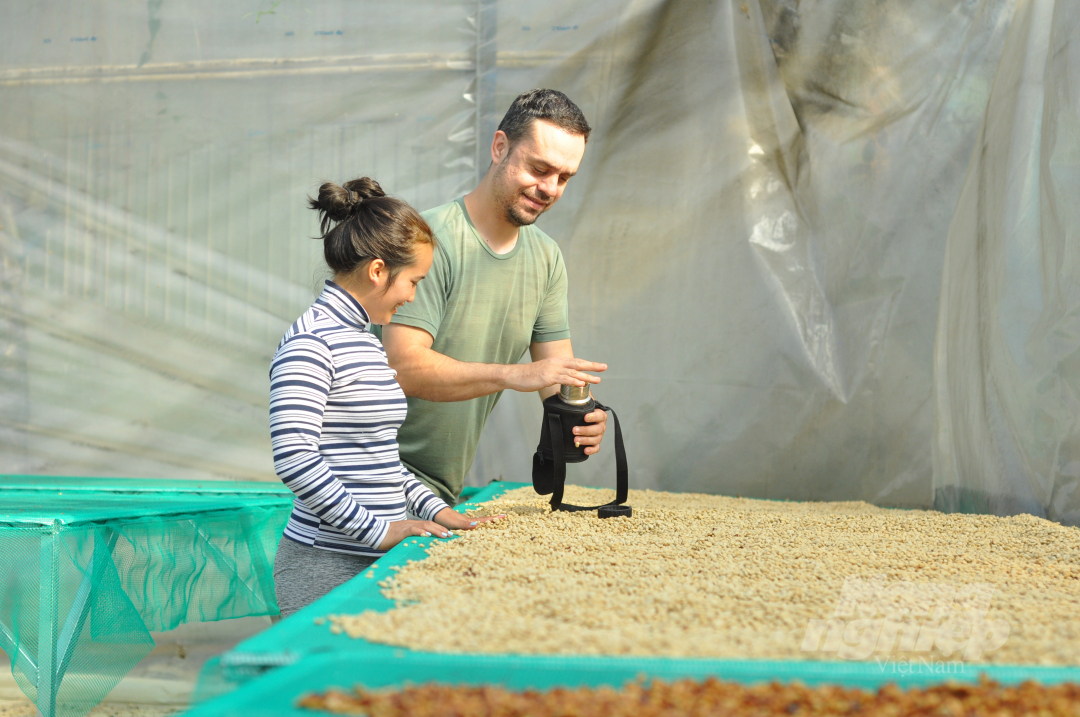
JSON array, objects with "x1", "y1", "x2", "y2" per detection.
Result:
[
  {"x1": 530, "y1": 339, "x2": 608, "y2": 456},
  {"x1": 531, "y1": 339, "x2": 576, "y2": 401},
  {"x1": 381, "y1": 324, "x2": 606, "y2": 403}
]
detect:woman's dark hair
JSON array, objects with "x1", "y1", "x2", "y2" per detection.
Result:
[{"x1": 308, "y1": 177, "x2": 435, "y2": 289}]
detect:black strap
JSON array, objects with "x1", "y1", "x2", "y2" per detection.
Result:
[
  {"x1": 550, "y1": 400, "x2": 628, "y2": 512},
  {"x1": 548, "y1": 410, "x2": 568, "y2": 509}
]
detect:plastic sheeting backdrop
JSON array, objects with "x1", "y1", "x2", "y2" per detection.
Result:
[
  {"x1": 0, "y1": 476, "x2": 291, "y2": 717},
  {"x1": 1, "y1": 0, "x2": 1078, "y2": 524}
]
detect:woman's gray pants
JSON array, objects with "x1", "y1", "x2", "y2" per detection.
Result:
[{"x1": 273, "y1": 536, "x2": 377, "y2": 618}]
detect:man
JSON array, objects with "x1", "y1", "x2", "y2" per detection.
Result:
[{"x1": 378, "y1": 89, "x2": 609, "y2": 505}]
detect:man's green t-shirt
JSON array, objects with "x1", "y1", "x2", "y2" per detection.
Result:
[{"x1": 380, "y1": 198, "x2": 571, "y2": 504}]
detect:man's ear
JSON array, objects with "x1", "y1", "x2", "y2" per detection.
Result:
[{"x1": 491, "y1": 130, "x2": 510, "y2": 165}]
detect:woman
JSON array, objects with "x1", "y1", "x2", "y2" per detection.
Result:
[{"x1": 270, "y1": 177, "x2": 502, "y2": 618}]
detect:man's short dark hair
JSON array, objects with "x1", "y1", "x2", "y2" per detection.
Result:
[{"x1": 496, "y1": 89, "x2": 591, "y2": 147}]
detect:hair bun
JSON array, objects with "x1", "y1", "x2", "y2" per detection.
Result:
[
  {"x1": 308, "y1": 177, "x2": 386, "y2": 233},
  {"x1": 342, "y1": 177, "x2": 385, "y2": 205}
]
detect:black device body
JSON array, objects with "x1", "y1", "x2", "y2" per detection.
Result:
[{"x1": 531, "y1": 394, "x2": 630, "y2": 516}]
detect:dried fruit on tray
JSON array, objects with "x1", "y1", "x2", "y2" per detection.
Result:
[{"x1": 297, "y1": 676, "x2": 1080, "y2": 716}]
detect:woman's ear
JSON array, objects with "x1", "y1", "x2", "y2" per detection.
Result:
[{"x1": 367, "y1": 258, "x2": 387, "y2": 286}]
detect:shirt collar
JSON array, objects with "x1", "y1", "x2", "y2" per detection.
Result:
[{"x1": 316, "y1": 280, "x2": 370, "y2": 329}]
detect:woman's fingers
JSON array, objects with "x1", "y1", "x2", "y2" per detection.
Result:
[
  {"x1": 407, "y1": 521, "x2": 449, "y2": 538},
  {"x1": 421, "y1": 520, "x2": 450, "y2": 538},
  {"x1": 421, "y1": 513, "x2": 507, "y2": 539},
  {"x1": 456, "y1": 513, "x2": 505, "y2": 529},
  {"x1": 447, "y1": 513, "x2": 506, "y2": 530}
]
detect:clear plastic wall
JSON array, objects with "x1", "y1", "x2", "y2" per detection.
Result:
[{"x1": 2, "y1": 0, "x2": 1078, "y2": 525}]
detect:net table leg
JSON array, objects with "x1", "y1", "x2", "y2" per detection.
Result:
[
  {"x1": 53, "y1": 528, "x2": 119, "y2": 692},
  {"x1": 237, "y1": 512, "x2": 277, "y2": 614},
  {"x1": 0, "y1": 619, "x2": 39, "y2": 688},
  {"x1": 36, "y1": 523, "x2": 60, "y2": 717}
]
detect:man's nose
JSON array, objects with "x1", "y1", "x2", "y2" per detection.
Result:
[{"x1": 537, "y1": 174, "x2": 558, "y2": 198}]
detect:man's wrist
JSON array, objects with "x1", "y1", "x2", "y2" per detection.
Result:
[{"x1": 495, "y1": 362, "x2": 519, "y2": 392}]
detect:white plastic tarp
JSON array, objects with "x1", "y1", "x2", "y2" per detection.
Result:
[{"x1": 1, "y1": 0, "x2": 1078, "y2": 525}]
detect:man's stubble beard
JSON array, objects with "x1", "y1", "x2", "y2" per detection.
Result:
[
  {"x1": 492, "y1": 160, "x2": 547, "y2": 228},
  {"x1": 505, "y1": 203, "x2": 535, "y2": 227},
  {"x1": 504, "y1": 201, "x2": 540, "y2": 228}
]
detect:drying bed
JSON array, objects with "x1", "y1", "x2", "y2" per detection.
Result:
[
  {"x1": 187, "y1": 481, "x2": 1080, "y2": 716},
  {"x1": 328, "y1": 483, "x2": 1080, "y2": 664}
]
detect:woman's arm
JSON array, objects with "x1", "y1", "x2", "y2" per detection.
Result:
[
  {"x1": 401, "y1": 468, "x2": 450, "y2": 520},
  {"x1": 270, "y1": 335, "x2": 391, "y2": 550},
  {"x1": 400, "y1": 468, "x2": 506, "y2": 531}
]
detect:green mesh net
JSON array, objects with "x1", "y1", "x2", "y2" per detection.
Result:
[{"x1": 0, "y1": 476, "x2": 292, "y2": 717}]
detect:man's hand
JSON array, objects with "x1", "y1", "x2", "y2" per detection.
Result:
[
  {"x1": 529, "y1": 339, "x2": 609, "y2": 455},
  {"x1": 505, "y1": 356, "x2": 606, "y2": 393},
  {"x1": 574, "y1": 407, "x2": 608, "y2": 456}
]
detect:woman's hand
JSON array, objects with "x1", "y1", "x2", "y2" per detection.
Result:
[
  {"x1": 377, "y1": 519, "x2": 451, "y2": 551},
  {"x1": 433, "y1": 507, "x2": 506, "y2": 531},
  {"x1": 377, "y1": 510, "x2": 505, "y2": 551}
]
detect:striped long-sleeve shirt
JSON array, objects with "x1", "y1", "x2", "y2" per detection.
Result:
[{"x1": 269, "y1": 280, "x2": 449, "y2": 556}]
